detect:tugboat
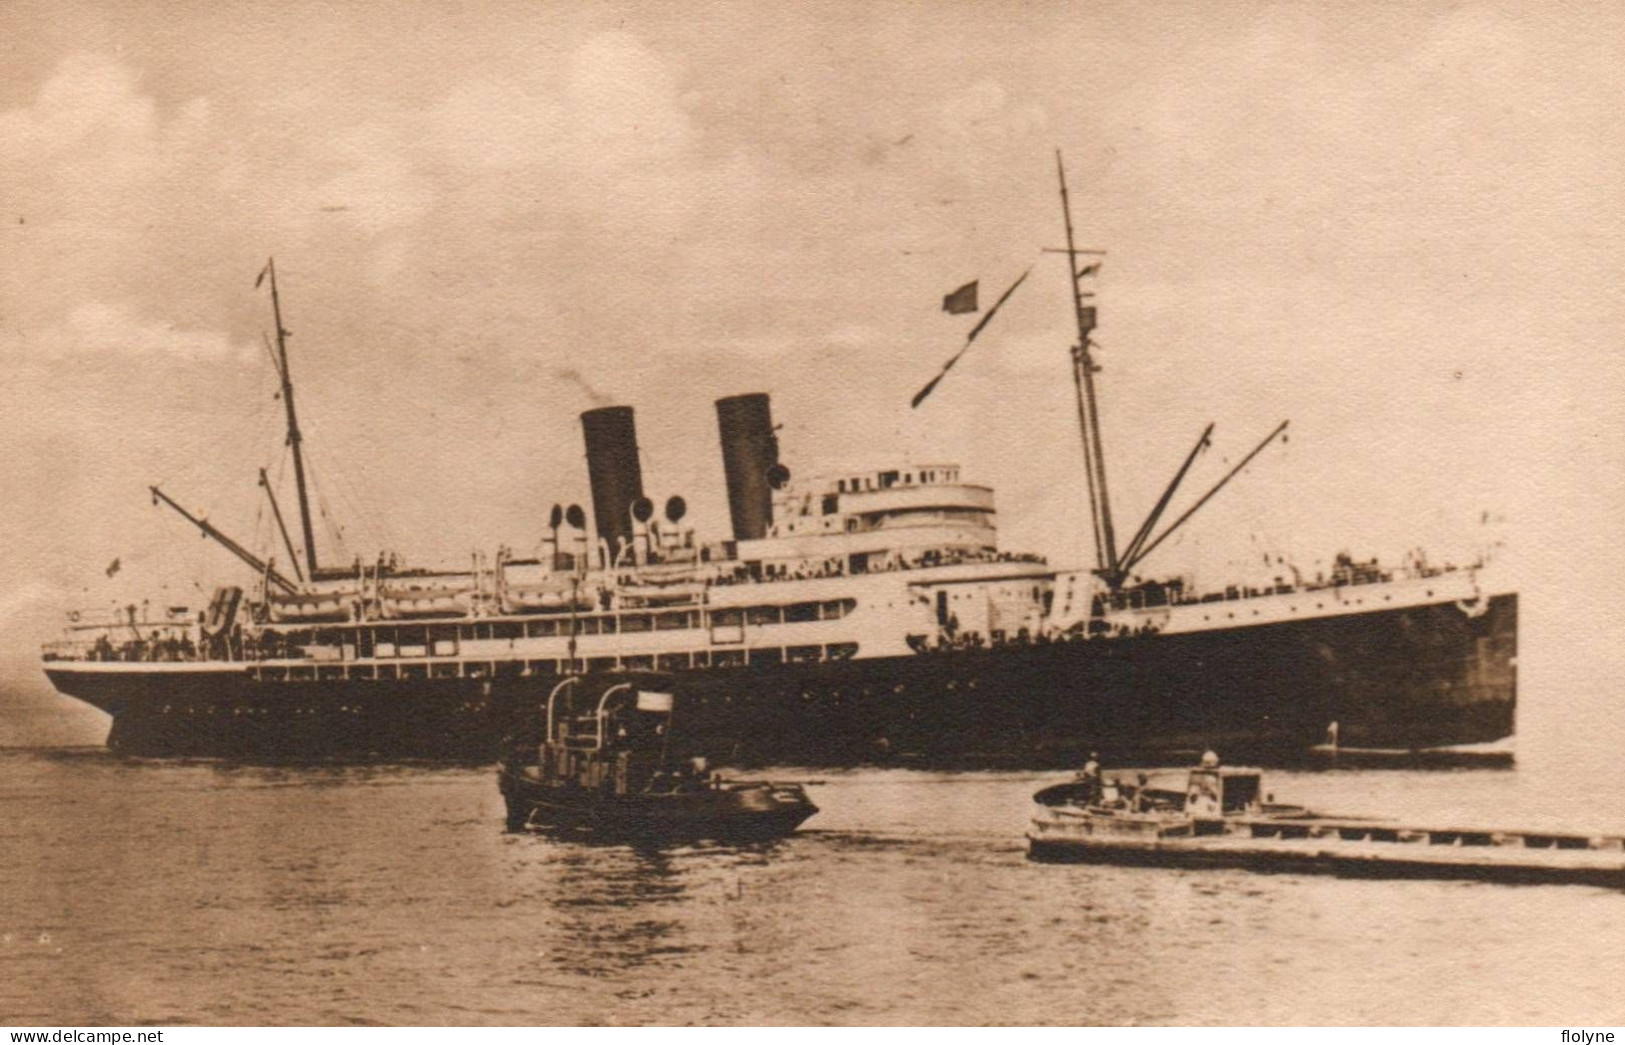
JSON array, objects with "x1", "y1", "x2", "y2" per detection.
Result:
[
  {"x1": 1027, "y1": 756, "x2": 1625, "y2": 887},
  {"x1": 498, "y1": 672, "x2": 818, "y2": 842}
]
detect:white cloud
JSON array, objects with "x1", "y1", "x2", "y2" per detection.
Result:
[
  {"x1": 424, "y1": 31, "x2": 691, "y2": 175},
  {"x1": 417, "y1": 30, "x2": 710, "y2": 250},
  {"x1": 6, "y1": 302, "x2": 250, "y2": 362},
  {"x1": 314, "y1": 122, "x2": 437, "y2": 236},
  {"x1": 0, "y1": 53, "x2": 216, "y2": 221},
  {"x1": 938, "y1": 78, "x2": 1048, "y2": 142},
  {"x1": 0, "y1": 579, "x2": 60, "y2": 632},
  {"x1": 0, "y1": 34, "x2": 766, "y2": 365},
  {"x1": 428, "y1": 79, "x2": 564, "y2": 171},
  {"x1": 565, "y1": 32, "x2": 693, "y2": 163},
  {"x1": 0, "y1": 53, "x2": 155, "y2": 159}
]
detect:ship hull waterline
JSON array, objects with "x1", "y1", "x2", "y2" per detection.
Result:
[{"x1": 44, "y1": 592, "x2": 1516, "y2": 766}]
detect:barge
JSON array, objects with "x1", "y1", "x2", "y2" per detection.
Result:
[{"x1": 1027, "y1": 763, "x2": 1625, "y2": 887}]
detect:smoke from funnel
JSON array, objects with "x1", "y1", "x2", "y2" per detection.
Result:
[{"x1": 555, "y1": 367, "x2": 612, "y2": 408}]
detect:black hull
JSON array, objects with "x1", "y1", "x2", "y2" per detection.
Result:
[
  {"x1": 45, "y1": 593, "x2": 1516, "y2": 766},
  {"x1": 498, "y1": 765, "x2": 817, "y2": 841}
]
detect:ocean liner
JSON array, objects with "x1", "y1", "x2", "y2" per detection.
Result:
[{"x1": 40, "y1": 160, "x2": 1517, "y2": 764}]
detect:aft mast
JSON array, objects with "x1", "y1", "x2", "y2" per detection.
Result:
[
  {"x1": 1053, "y1": 152, "x2": 1119, "y2": 582},
  {"x1": 261, "y1": 258, "x2": 320, "y2": 580}
]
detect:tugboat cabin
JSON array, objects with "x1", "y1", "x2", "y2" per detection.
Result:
[
  {"x1": 540, "y1": 675, "x2": 694, "y2": 798},
  {"x1": 1184, "y1": 766, "x2": 1264, "y2": 818}
]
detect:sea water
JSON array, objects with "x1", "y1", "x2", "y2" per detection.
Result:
[{"x1": 2, "y1": 741, "x2": 1624, "y2": 1026}]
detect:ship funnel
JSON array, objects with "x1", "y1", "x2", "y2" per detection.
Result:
[
  {"x1": 715, "y1": 393, "x2": 779, "y2": 542},
  {"x1": 580, "y1": 405, "x2": 645, "y2": 563}
]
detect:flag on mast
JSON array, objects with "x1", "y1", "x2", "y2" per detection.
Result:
[
  {"x1": 105, "y1": 558, "x2": 121, "y2": 578},
  {"x1": 912, "y1": 267, "x2": 1032, "y2": 409},
  {"x1": 942, "y1": 280, "x2": 979, "y2": 315},
  {"x1": 255, "y1": 259, "x2": 271, "y2": 289}
]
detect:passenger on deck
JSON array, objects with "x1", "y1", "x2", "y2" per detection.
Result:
[
  {"x1": 1076, "y1": 752, "x2": 1102, "y2": 804},
  {"x1": 1200, "y1": 749, "x2": 1220, "y2": 769},
  {"x1": 1133, "y1": 772, "x2": 1151, "y2": 812}
]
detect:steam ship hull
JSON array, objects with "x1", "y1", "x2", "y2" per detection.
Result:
[{"x1": 44, "y1": 593, "x2": 1516, "y2": 765}]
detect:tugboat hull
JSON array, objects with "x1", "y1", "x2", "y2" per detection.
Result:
[{"x1": 499, "y1": 764, "x2": 817, "y2": 842}]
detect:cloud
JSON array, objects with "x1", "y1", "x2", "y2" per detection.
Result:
[
  {"x1": 428, "y1": 79, "x2": 564, "y2": 171},
  {"x1": 0, "y1": 53, "x2": 226, "y2": 342},
  {"x1": 566, "y1": 32, "x2": 693, "y2": 164},
  {"x1": 425, "y1": 31, "x2": 691, "y2": 174},
  {"x1": 938, "y1": 79, "x2": 1048, "y2": 142},
  {"x1": 0, "y1": 53, "x2": 156, "y2": 160},
  {"x1": 4, "y1": 301, "x2": 250, "y2": 362},
  {"x1": 0, "y1": 579, "x2": 60, "y2": 633},
  {"x1": 0, "y1": 33, "x2": 778, "y2": 377},
  {"x1": 419, "y1": 30, "x2": 710, "y2": 249},
  {"x1": 0, "y1": 53, "x2": 213, "y2": 221},
  {"x1": 312, "y1": 122, "x2": 437, "y2": 237}
]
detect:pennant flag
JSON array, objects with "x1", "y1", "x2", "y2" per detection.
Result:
[
  {"x1": 912, "y1": 267, "x2": 1032, "y2": 409},
  {"x1": 1076, "y1": 262, "x2": 1101, "y2": 279},
  {"x1": 942, "y1": 280, "x2": 979, "y2": 315},
  {"x1": 255, "y1": 260, "x2": 271, "y2": 289},
  {"x1": 106, "y1": 558, "x2": 121, "y2": 578}
]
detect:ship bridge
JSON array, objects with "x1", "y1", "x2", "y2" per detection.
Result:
[{"x1": 736, "y1": 463, "x2": 997, "y2": 574}]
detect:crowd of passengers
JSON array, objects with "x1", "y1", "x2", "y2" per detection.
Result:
[
  {"x1": 709, "y1": 548, "x2": 1047, "y2": 587},
  {"x1": 83, "y1": 632, "x2": 203, "y2": 663},
  {"x1": 79, "y1": 626, "x2": 292, "y2": 664},
  {"x1": 908, "y1": 615, "x2": 1161, "y2": 654},
  {"x1": 70, "y1": 548, "x2": 1446, "y2": 664}
]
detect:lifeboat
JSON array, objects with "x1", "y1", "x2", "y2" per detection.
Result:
[
  {"x1": 379, "y1": 574, "x2": 476, "y2": 619},
  {"x1": 499, "y1": 579, "x2": 593, "y2": 615},
  {"x1": 267, "y1": 587, "x2": 356, "y2": 623},
  {"x1": 615, "y1": 564, "x2": 707, "y2": 607},
  {"x1": 617, "y1": 581, "x2": 705, "y2": 607}
]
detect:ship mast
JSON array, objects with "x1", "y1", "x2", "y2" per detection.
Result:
[
  {"x1": 1047, "y1": 154, "x2": 1289, "y2": 591},
  {"x1": 259, "y1": 467, "x2": 305, "y2": 584},
  {"x1": 1053, "y1": 152, "x2": 1119, "y2": 580},
  {"x1": 263, "y1": 258, "x2": 320, "y2": 580}
]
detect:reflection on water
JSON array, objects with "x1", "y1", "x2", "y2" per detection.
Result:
[
  {"x1": 2, "y1": 747, "x2": 1624, "y2": 1026},
  {"x1": 541, "y1": 847, "x2": 690, "y2": 978}
]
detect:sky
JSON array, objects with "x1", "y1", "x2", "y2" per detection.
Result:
[{"x1": 2, "y1": 1, "x2": 1622, "y2": 751}]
